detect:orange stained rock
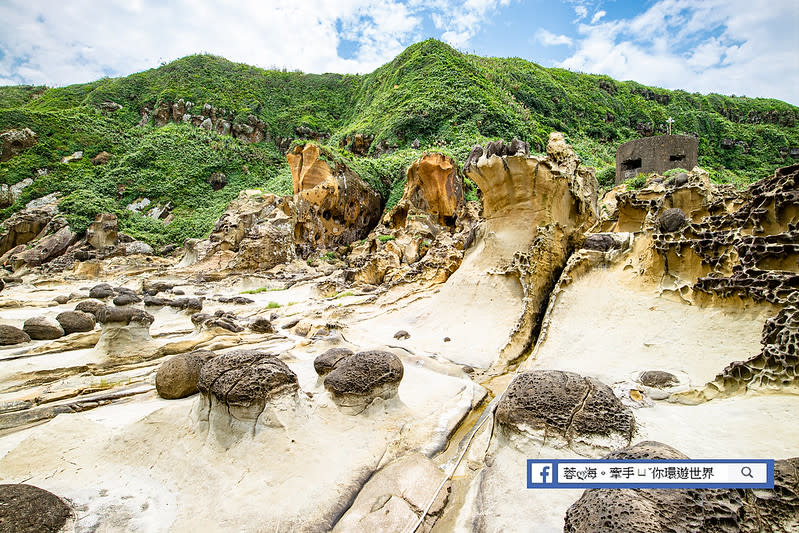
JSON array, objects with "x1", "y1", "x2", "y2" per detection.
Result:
[{"x1": 287, "y1": 144, "x2": 333, "y2": 194}]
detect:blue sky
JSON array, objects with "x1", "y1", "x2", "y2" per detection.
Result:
[{"x1": 0, "y1": 0, "x2": 797, "y2": 105}]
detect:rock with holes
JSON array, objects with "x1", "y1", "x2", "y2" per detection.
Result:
[
  {"x1": 0, "y1": 483, "x2": 72, "y2": 533},
  {"x1": 55, "y1": 310, "x2": 96, "y2": 334},
  {"x1": 564, "y1": 441, "x2": 799, "y2": 533},
  {"x1": 495, "y1": 370, "x2": 634, "y2": 453},
  {"x1": 156, "y1": 350, "x2": 216, "y2": 399},
  {"x1": 0, "y1": 324, "x2": 30, "y2": 345},
  {"x1": 313, "y1": 347, "x2": 354, "y2": 376},
  {"x1": 22, "y1": 316, "x2": 64, "y2": 340},
  {"x1": 323, "y1": 350, "x2": 404, "y2": 414},
  {"x1": 194, "y1": 350, "x2": 300, "y2": 443},
  {"x1": 290, "y1": 144, "x2": 382, "y2": 258}
]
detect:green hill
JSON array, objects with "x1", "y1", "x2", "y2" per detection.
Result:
[{"x1": 1, "y1": 39, "x2": 797, "y2": 248}]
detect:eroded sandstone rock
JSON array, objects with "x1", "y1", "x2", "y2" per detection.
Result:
[
  {"x1": 86, "y1": 213, "x2": 118, "y2": 250},
  {"x1": 0, "y1": 128, "x2": 37, "y2": 162},
  {"x1": 95, "y1": 306, "x2": 156, "y2": 359},
  {"x1": 347, "y1": 153, "x2": 478, "y2": 287},
  {"x1": 495, "y1": 370, "x2": 634, "y2": 453},
  {"x1": 323, "y1": 350, "x2": 404, "y2": 414}
]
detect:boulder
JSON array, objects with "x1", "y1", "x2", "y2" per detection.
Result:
[
  {"x1": 658, "y1": 207, "x2": 687, "y2": 233},
  {"x1": 323, "y1": 350, "x2": 404, "y2": 413},
  {"x1": 583, "y1": 234, "x2": 618, "y2": 252},
  {"x1": 249, "y1": 316, "x2": 275, "y2": 334},
  {"x1": 313, "y1": 347, "x2": 354, "y2": 376},
  {"x1": 123, "y1": 241, "x2": 154, "y2": 256},
  {"x1": 22, "y1": 316, "x2": 64, "y2": 340},
  {"x1": 60, "y1": 151, "x2": 83, "y2": 164},
  {"x1": 55, "y1": 310, "x2": 96, "y2": 334},
  {"x1": 144, "y1": 296, "x2": 172, "y2": 307},
  {"x1": 198, "y1": 349, "x2": 299, "y2": 407},
  {"x1": 639, "y1": 370, "x2": 679, "y2": 388},
  {"x1": 169, "y1": 297, "x2": 203, "y2": 311},
  {"x1": 86, "y1": 213, "x2": 118, "y2": 250},
  {"x1": 88, "y1": 283, "x2": 114, "y2": 299},
  {"x1": 91, "y1": 151, "x2": 111, "y2": 165},
  {"x1": 0, "y1": 324, "x2": 30, "y2": 345},
  {"x1": 0, "y1": 128, "x2": 37, "y2": 162},
  {"x1": 495, "y1": 370, "x2": 634, "y2": 452},
  {"x1": 112, "y1": 293, "x2": 142, "y2": 306},
  {"x1": 156, "y1": 350, "x2": 216, "y2": 399},
  {"x1": 208, "y1": 172, "x2": 227, "y2": 191},
  {"x1": 74, "y1": 299, "x2": 106, "y2": 317},
  {"x1": 0, "y1": 483, "x2": 72, "y2": 533},
  {"x1": 12, "y1": 224, "x2": 75, "y2": 270}
]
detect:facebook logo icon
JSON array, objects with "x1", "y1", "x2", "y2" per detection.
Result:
[{"x1": 527, "y1": 461, "x2": 556, "y2": 487}]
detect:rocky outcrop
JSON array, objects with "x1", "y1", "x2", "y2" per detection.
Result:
[
  {"x1": 0, "y1": 178, "x2": 33, "y2": 208},
  {"x1": 564, "y1": 442, "x2": 799, "y2": 533},
  {"x1": 142, "y1": 98, "x2": 268, "y2": 145},
  {"x1": 156, "y1": 350, "x2": 216, "y2": 399},
  {"x1": 86, "y1": 213, "x2": 119, "y2": 250},
  {"x1": 495, "y1": 370, "x2": 634, "y2": 453},
  {"x1": 463, "y1": 133, "x2": 599, "y2": 368},
  {"x1": 347, "y1": 153, "x2": 478, "y2": 286},
  {"x1": 290, "y1": 144, "x2": 382, "y2": 258},
  {"x1": 0, "y1": 205, "x2": 57, "y2": 257},
  {"x1": 11, "y1": 223, "x2": 75, "y2": 270},
  {"x1": 91, "y1": 151, "x2": 111, "y2": 165},
  {"x1": 180, "y1": 146, "x2": 381, "y2": 270},
  {"x1": 0, "y1": 483, "x2": 72, "y2": 533},
  {"x1": 0, "y1": 128, "x2": 37, "y2": 162},
  {"x1": 323, "y1": 350, "x2": 404, "y2": 414}
]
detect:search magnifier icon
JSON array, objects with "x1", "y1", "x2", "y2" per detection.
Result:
[{"x1": 741, "y1": 466, "x2": 754, "y2": 478}]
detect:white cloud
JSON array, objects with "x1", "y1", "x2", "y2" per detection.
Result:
[
  {"x1": 590, "y1": 10, "x2": 605, "y2": 24},
  {"x1": 536, "y1": 29, "x2": 573, "y2": 47},
  {"x1": 558, "y1": 0, "x2": 799, "y2": 104},
  {"x1": 574, "y1": 5, "x2": 588, "y2": 20},
  {"x1": 436, "y1": 0, "x2": 514, "y2": 49}
]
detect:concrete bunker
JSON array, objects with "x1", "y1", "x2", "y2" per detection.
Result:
[{"x1": 615, "y1": 135, "x2": 699, "y2": 185}]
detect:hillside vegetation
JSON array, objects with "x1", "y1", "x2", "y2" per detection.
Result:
[{"x1": 1, "y1": 39, "x2": 797, "y2": 247}]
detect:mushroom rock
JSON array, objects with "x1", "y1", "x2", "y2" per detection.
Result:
[
  {"x1": 95, "y1": 306, "x2": 156, "y2": 359},
  {"x1": 193, "y1": 349, "x2": 301, "y2": 445},
  {"x1": 495, "y1": 370, "x2": 634, "y2": 453},
  {"x1": 323, "y1": 350, "x2": 404, "y2": 414}
]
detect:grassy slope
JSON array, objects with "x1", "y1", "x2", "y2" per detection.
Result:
[{"x1": 1, "y1": 40, "x2": 797, "y2": 247}]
